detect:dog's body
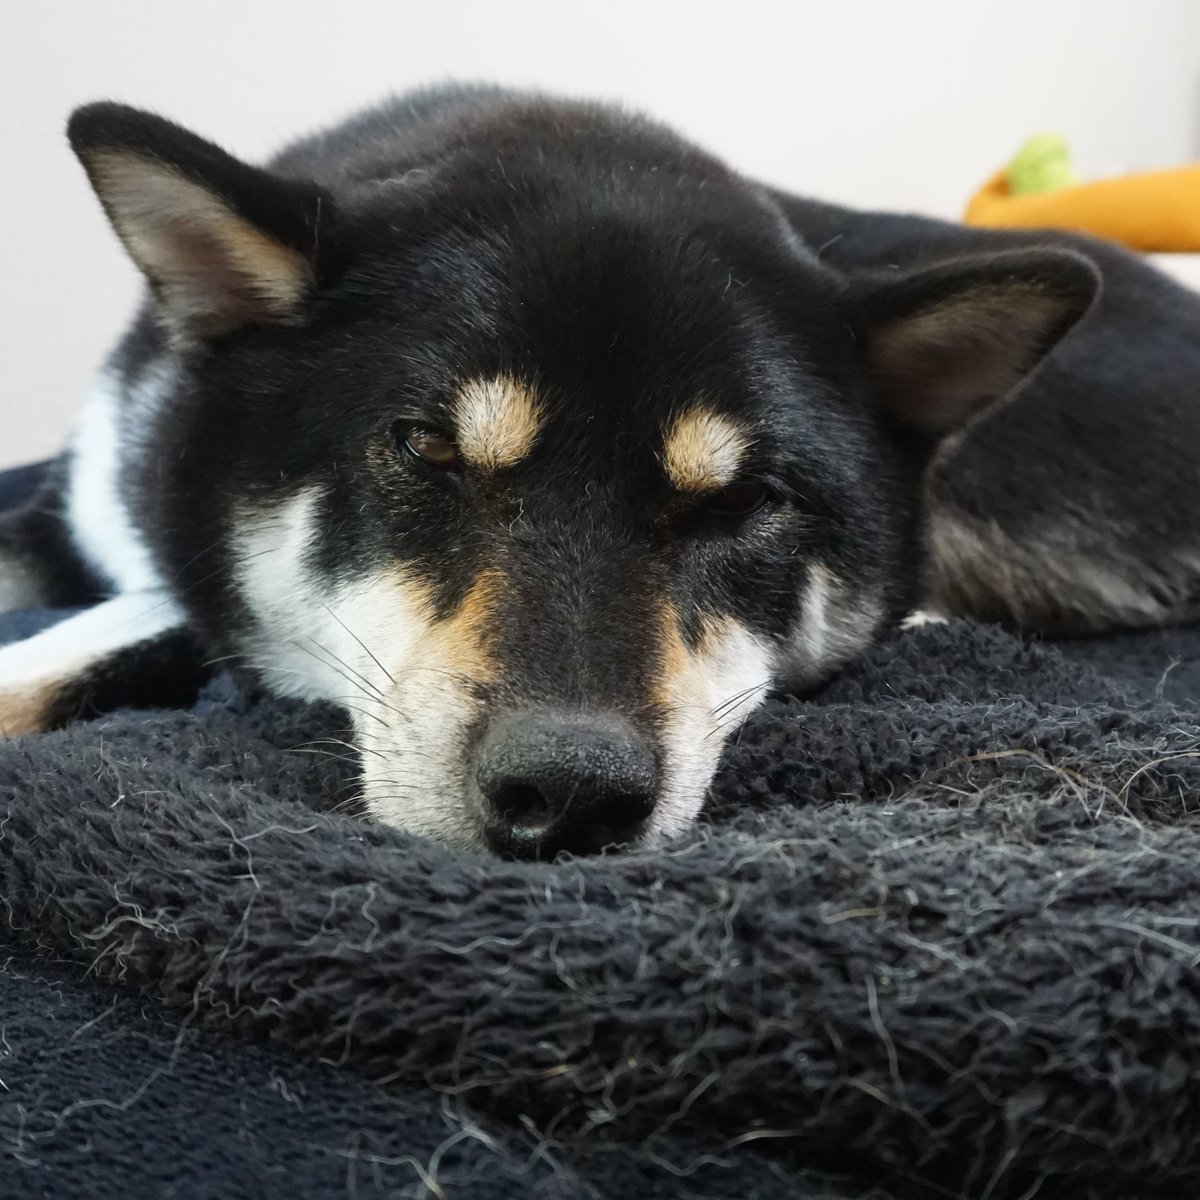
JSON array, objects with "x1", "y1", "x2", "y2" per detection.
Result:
[{"x1": 1, "y1": 85, "x2": 1196, "y2": 856}]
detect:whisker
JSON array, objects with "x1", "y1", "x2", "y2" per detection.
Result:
[
  {"x1": 708, "y1": 645, "x2": 844, "y2": 721},
  {"x1": 710, "y1": 678, "x2": 775, "y2": 720},
  {"x1": 322, "y1": 735, "x2": 389, "y2": 762},
  {"x1": 208, "y1": 642, "x2": 477, "y2": 695},
  {"x1": 289, "y1": 737, "x2": 388, "y2": 762},
  {"x1": 299, "y1": 637, "x2": 479, "y2": 699},
  {"x1": 297, "y1": 638, "x2": 389, "y2": 702},
  {"x1": 285, "y1": 748, "x2": 363, "y2": 766},
  {"x1": 333, "y1": 701, "x2": 391, "y2": 731},
  {"x1": 208, "y1": 649, "x2": 394, "y2": 732},
  {"x1": 659, "y1": 647, "x2": 849, "y2": 741},
  {"x1": 325, "y1": 794, "x2": 369, "y2": 815},
  {"x1": 322, "y1": 603, "x2": 397, "y2": 688}
]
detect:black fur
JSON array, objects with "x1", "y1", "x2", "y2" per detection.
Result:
[{"x1": 775, "y1": 195, "x2": 1200, "y2": 628}]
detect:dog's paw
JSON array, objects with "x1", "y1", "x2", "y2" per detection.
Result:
[
  {"x1": 900, "y1": 608, "x2": 950, "y2": 630},
  {"x1": 0, "y1": 682, "x2": 56, "y2": 738}
]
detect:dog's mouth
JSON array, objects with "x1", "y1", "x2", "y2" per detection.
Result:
[{"x1": 479, "y1": 796, "x2": 654, "y2": 860}]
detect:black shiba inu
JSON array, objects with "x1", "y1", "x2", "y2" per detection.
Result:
[{"x1": 2, "y1": 85, "x2": 1197, "y2": 857}]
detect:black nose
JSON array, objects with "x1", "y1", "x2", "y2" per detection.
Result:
[{"x1": 476, "y1": 709, "x2": 658, "y2": 859}]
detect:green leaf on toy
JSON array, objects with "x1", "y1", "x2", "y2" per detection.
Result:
[{"x1": 1006, "y1": 132, "x2": 1078, "y2": 196}]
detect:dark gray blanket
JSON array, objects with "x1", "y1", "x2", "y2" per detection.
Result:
[{"x1": 3, "y1": 594, "x2": 1200, "y2": 1198}]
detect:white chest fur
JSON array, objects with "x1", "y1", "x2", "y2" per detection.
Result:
[{"x1": 65, "y1": 366, "x2": 170, "y2": 595}]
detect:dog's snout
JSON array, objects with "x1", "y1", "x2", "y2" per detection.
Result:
[{"x1": 477, "y1": 710, "x2": 658, "y2": 859}]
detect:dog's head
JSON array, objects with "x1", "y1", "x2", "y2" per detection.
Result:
[{"x1": 68, "y1": 97, "x2": 1098, "y2": 856}]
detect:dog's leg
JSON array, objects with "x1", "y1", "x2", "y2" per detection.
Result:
[
  {"x1": 923, "y1": 498, "x2": 1200, "y2": 634},
  {"x1": 0, "y1": 535, "x2": 44, "y2": 615},
  {"x1": 0, "y1": 487, "x2": 59, "y2": 615},
  {"x1": 0, "y1": 592, "x2": 205, "y2": 737},
  {"x1": 0, "y1": 461, "x2": 107, "y2": 616}
]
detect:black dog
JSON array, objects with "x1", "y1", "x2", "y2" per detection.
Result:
[{"x1": 1, "y1": 85, "x2": 1194, "y2": 857}]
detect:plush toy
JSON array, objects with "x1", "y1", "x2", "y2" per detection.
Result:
[{"x1": 965, "y1": 131, "x2": 1200, "y2": 252}]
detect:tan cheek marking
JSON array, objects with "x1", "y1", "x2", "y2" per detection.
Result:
[
  {"x1": 651, "y1": 605, "x2": 738, "y2": 722},
  {"x1": 661, "y1": 407, "x2": 751, "y2": 493},
  {"x1": 388, "y1": 566, "x2": 506, "y2": 686},
  {"x1": 431, "y1": 568, "x2": 506, "y2": 683},
  {"x1": 652, "y1": 606, "x2": 691, "y2": 714},
  {"x1": 452, "y1": 375, "x2": 544, "y2": 471},
  {"x1": 0, "y1": 684, "x2": 56, "y2": 738}
]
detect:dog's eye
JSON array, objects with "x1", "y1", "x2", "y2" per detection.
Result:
[
  {"x1": 702, "y1": 478, "x2": 771, "y2": 518},
  {"x1": 400, "y1": 426, "x2": 459, "y2": 468}
]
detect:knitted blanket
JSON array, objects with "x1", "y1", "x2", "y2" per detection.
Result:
[{"x1": 2, "y1": 582, "x2": 1200, "y2": 1197}]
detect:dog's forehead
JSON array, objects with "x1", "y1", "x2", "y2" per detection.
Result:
[
  {"x1": 449, "y1": 259, "x2": 772, "y2": 476},
  {"x1": 332, "y1": 200, "x2": 838, "y2": 484}
]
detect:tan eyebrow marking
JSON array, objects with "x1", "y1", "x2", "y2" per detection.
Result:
[
  {"x1": 451, "y1": 374, "x2": 544, "y2": 471},
  {"x1": 661, "y1": 407, "x2": 752, "y2": 493}
]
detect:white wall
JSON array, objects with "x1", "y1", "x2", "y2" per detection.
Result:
[{"x1": 3, "y1": 0, "x2": 1199, "y2": 468}]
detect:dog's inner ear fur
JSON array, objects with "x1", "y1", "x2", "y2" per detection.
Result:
[
  {"x1": 857, "y1": 251, "x2": 1100, "y2": 439},
  {"x1": 80, "y1": 150, "x2": 314, "y2": 346}
]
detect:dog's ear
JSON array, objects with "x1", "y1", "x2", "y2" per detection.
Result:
[
  {"x1": 68, "y1": 102, "x2": 332, "y2": 349},
  {"x1": 848, "y1": 249, "x2": 1100, "y2": 441}
]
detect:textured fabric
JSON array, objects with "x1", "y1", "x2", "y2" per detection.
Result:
[{"x1": 2, "y1": 600, "x2": 1200, "y2": 1197}]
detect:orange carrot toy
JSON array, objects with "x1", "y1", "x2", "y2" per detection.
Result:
[{"x1": 964, "y1": 133, "x2": 1200, "y2": 253}]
